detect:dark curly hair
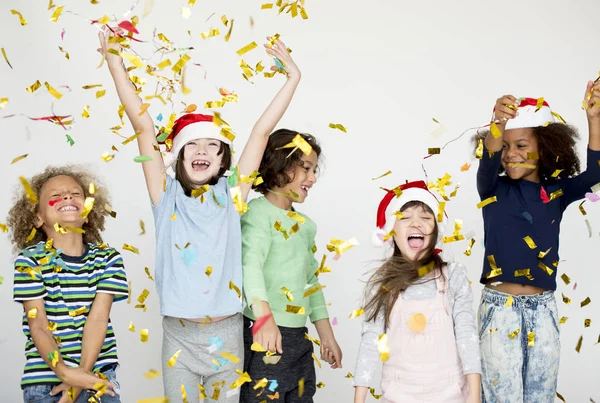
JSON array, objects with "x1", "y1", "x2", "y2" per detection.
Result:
[
  {"x1": 6, "y1": 166, "x2": 111, "y2": 253},
  {"x1": 253, "y1": 129, "x2": 322, "y2": 194},
  {"x1": 471, "y1": 123, "x2": 581, "y2": 180}
]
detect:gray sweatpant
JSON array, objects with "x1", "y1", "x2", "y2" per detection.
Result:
[{"x1": 162, "y1": 314, "x2": 244, "y2": 402}]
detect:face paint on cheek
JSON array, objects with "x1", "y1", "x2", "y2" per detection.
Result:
[{"x1": 48, "y1": 198, "x2": 61, "y2": 207}]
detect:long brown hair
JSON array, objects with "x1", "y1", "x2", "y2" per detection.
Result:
[
  {"x1": 175, "y1": 141, "x2": 232, "y2": 196},
  {"x1": 364, "y1": 201, "x2": 445, "y2": 329}
]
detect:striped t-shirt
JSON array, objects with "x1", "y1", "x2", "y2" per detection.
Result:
[{"x1": 13, "y1": 242, "x2": 128, "y2": 388}]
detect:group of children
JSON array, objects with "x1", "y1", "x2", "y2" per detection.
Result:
[{"x1": 8, "y1": 26, "x2": 600, "y2": 403}]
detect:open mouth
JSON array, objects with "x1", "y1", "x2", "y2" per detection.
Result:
[
  {"x1": 58, "y1": 205, "x2": 79, "y2": 212},
  {"x1": 192, "y1": 160, "x2": 210, "y2": 171},
  {"x1": 300, "y1": 185, "x2": 309, "y2": 196},
  {"x1": 407, "y1": 234, "x2": 425, "y2": 249}
]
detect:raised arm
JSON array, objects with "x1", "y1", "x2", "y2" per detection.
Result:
[
  {"x1": 237, "y1": 37, "x2": 301, "y2": 201},
  {"x1": 99, "y1": 29, "x2": 165, "y2": 206},
  {"x1": 585, "y1": 79, "x2": 600, "y2": 151}
]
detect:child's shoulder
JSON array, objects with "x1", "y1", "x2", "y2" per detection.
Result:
[{"x1": 445, "y1": 261, "x2": 467, "y2": 277}]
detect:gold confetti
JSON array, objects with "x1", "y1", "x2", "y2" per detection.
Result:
[
  {"x1": 229, "y1": 281, "x2": 242, "y2": 301},
  {"x1": 560, "y1": 316, "x2": 568, "y2": 324},
  {"x1": 463, "y1": 238, "x2": 475, "y2": 256},
  {"x1": 477, "y1": 196, "x2": 497, "y2": 209},
  {"x1": 349, "y1": 308, "x2": 364, "y2": 319},
  {"x1": 548, "y1": 189, "x2": 563, "y2": 202},
  {"x1": 201, "y1": 28, "x2": 220, "y2": 39},
  {"x1": 490, "y1": 122, "x2": 503, "y2": 138},
  {"x1": 527, "y1": 331, "x2": 535, "y2": 347},
  {"x1": 19, "y1": 176, "x2": 38, "y2": 205},
  {"x1": 11, "y1": 10, "x2": 28, "y2": 25},
  {"x1": 298, "y1": 378, "x2": 305, "y2": 397},
  {"x1": 345, "y1": 373, "x2": 354, "y2": 378},
  {"x1": 262, "y1": 3, "x2": 274, "y2": 8},
  {"x1": 11, "y1": 154, "x2": 29, "y2": 165},
  {"x1": 286, "y1": 211, "x2": 306, "y2": 224},
  {"x1": 508, "y1": 328, "x2": 520, "y2": 339},
  {"x1": 538, "y1": 262, "x2": 554, "y2": 276},
  {"x1": 137, "y1": 289, "x2": 150, "y2": 304},
  {"x1": 281, "y1": 133, "x2": 313, "y2": 156},
  {"x1": 49, "y1": 350, "x2": 59, "y2": 367},
  {"x1": 514, "y1": 269, "x2": 534, "y2": 280},
  {"x1": 143, "y1": 369, "x2": 160, "y2": 379},
  {"x1": 140, "y1": 329, "x2": 149, "y2": 343},
  {"x1": 68, "y1": 306, "x2": 88, "y2": 317},
  {"x1": 562, "y1": 293, "x2": 571, "y2": 304},
  {"x1": 408, "y1": 313, "x2": 427, "y2": 332},
  {"x1": 49, "y1": 6, "x2": 64, "y2": 22},
  {"x1": 508, "y1": 163, "x2": 537, "y2": 169},
  {"x1": 475, "y1": 138, "x2": 484, "y2": 159},
  {"x1": 523, "y1": 236, "x2": 537, "y2": 249},
  {"x1": 437, "y1": 201, "x2": 446, "y2": 222},
  {"x1": 230, "y1": 372, "x2": 252, "y2": 389},
  {"x1": 537, "y1": 248, "x2": 551, "y2": 259},
  {"x1": 585, "y1": 319, "x2": 592, "y2": 328},
  {"x1": 369, "y1": 388, "x2": 382, "y2": 400},
  {"x1": 560, "y1": 273, "x2": 570, "y2": 285},
  {"x1": 328, "y1": 123, "x2": 347, "y2": 133},
  {"x1": 167, "y1": 349, "x2": 182, "y2": 368},
  {"x1": 551, "y1": 169, "x2": 564, "y2": 178},
  {"x1": 371, "y1": 170, "x2": 392, "y2": 181},
  {"x1": 576, "y1": 335, "x2": 583, "y2": 353},
  {"x1": 191, "y1": 184, "x2": 210, "y2": 198},
  {"x1": 0, "y1": 97, "x2": 8, "y2": 109},
  {"x1": 303, "y1": 285, "x2": 325, "y2": 298},
  {"x1": 95, "y1": 89, "x2": 106, "y2": 98},
  {"x1": 304, "y1": 333, "x2": 321, "y2": 347},
  {"x1": 505, "y1": 296, "x2": 514, "y2": 307},
  {"x1": 581, "y1": 297, "x2": 591, "y2": 307},
  {"x1": 82, "y1": 105, "x2": 91, "y2": 119},
  {"x1": 460, "y1": 163, "x2": 471, "y2": 171},
  {"x1": 221, "y1": 352, "x2": 240, "y2": 363},
  {"x1": 316, "y1": 382, "x2": 325, "y2": 388},
  {"x1": 128, "y1": 321, "x2": 135, "y2": 332},
  {"x1": 377, "y1": 334, "x2": 389, "y2": 361},
  {"x1": 417, "y1": 261, "x2": 435, "y2": 277},
  {"x1": 485, "y1": 255, "x2": 502, "y2": 279},
  {"x1": 224, "y1": 19, "x2": 234, "y2": 41},
  {"x1": 26, "y1": 80, "x2": 42, "y2": 93},
  {"x1": 286, "y1": 305, "x2": 306, "y2": 315},
  {"x1": 281, "y1": 287, "x2": 294, "y2": 302},
  {"x1": 172, "y1": 54, "x2": 191, "y2": 74},
  {"x1": 428, "y1": 148, "x2": 441, "y2": 155},
  {"x1": 326, "y1": 237, "x2": 359, "y2": 255},
  {"x1": 27, "y1": 307, "x2": 38, "y2": 319},
  {"x1": 251, "y1": 342, "x2": 266, "y2": 352},
  {"x1": 44, "y1": 82, "x2": 62, "y2": 99},
  {"x1": 47, "y1": 321, "x2": 57, "y2": 331},
  {"x1": 383, "y1": 230, "x2": 396, "y2": 242},
  {"x1": 237, "y1": 41, "x2": 258, "y2": 56}
]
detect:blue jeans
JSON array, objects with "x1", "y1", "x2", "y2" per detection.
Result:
[
  {"x1": 478, "y1": 288, "x2": 560, "y2": 403},
  {"x1": 22, "y1": 366, "x2": 121, "y2": 403}
]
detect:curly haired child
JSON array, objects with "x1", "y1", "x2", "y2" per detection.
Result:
[
  {"x1": 472, "y1": 81, "x2": 600, "y2": 402},
  {"x1": 8, "y1": 166, "x2": 128, "y2": 403}
]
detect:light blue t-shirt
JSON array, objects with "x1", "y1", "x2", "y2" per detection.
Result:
[{"x1": 152, "y1": 175, "x2": 242, "y2": 318}]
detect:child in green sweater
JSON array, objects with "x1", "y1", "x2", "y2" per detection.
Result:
[{"x1": 240, "y1": 130, "x2": 342, "y2": 402}]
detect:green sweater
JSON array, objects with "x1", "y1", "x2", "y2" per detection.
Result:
[{"x1": 241, "y1": 196, "x2": 329, "y2": 327}]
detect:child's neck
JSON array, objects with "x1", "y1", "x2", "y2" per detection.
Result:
[
  {"x1": 46, "y1": 230, "x2": 86, "y2": 257},
  {"x1": 265, "y1": 191, "x2": 293, "y2": 211}
]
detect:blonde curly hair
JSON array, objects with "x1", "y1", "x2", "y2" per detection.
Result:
[{"x1": 7, "y1": 166, "x2": 111, "y2": 252}]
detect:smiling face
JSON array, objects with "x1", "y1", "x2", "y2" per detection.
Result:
[
  {"x1": 501, "y1": 128, "x2": 540, "y2": 182},
  {"x1": 392, "y1": 203, "x2": 436, "y2": 261},
  {"x1": 35, "y1": 175, "x2": 86, "y2": 230},
  {"x1": 181, "y1": 138, "x2": 226, "y2": 185},
  {"x1": 273, "y1": 152, "x2": 318, "y2": 204}
]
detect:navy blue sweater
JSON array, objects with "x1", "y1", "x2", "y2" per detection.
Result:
[{"x1": 477, "y1": 146, "x2": 600, "y2": 290}]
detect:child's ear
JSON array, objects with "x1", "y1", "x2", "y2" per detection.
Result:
[{"x1": 34, "y1": 212, "x2": 44, "y2": 228}]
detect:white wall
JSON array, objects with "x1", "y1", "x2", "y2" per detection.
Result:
[{"x1": 1, "y1": 0, "x2": 599, "y2": 401}]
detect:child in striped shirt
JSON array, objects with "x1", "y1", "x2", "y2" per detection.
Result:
[{"x1": 8, "y1": 166, "x2": 128, "y2": 403}]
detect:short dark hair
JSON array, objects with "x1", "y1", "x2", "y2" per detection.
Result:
[
  {"x1": 254, "y1": 129, "x2": 322, "y2": 194},
  {"x1": 175, "y1": 141, "x2": 232, "y2": 196},
  {"x1": 471, "y1": 123, "x2": 581, "y2": 181}
]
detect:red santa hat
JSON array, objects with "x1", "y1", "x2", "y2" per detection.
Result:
[
  {"x1": 373, "y1": 180, "x2": 446, "y2": 247},
  {"x1": 502, "y1": 97, "x2": 556, "y2": 130},
  {"x1": 158, "y1": 113, "x2": 232, "y2": 168}
]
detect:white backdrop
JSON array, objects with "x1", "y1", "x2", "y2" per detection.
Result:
[{"x1": 1, "y1": 0, "x2": 599, "y2": 401}]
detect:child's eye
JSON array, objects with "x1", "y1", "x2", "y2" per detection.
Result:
[
  {"x1": 209, "y1": 142, "x2": 219, "y2": 147},
  {"x1": 517, "y1": 144, "x2": 527, "y2": 148},
  {"x1": 186, "y1": 142, "x2": 196, "y2": 146}
]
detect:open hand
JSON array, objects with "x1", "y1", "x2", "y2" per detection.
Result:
[
  {"x1": 264, "y1": 36, "x2": 301, "y2": 81},
  {"x1": 584, "y1": 79, "x2": 600, "y2": 120},
  {"x1": 97, "y1": 27, "x2": 124, "y2": 68}
]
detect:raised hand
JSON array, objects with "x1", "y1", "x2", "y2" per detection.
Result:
[
  {"x1": 493, "y1": 95, "x2": 519, "y2": 125},
  {"x1": 97, "y1": 27, "x2": 124, "y2": 69},
  {"x1": 584, "y1": 78, "x2": 600, "y2": 120},
  {"x1": 264, "y1": 36, "x2": 301, "y2": 81}
]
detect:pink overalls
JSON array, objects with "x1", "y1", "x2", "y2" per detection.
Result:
[{"x1": 381, "y1": 267, "x2": 468, "y2": 403}]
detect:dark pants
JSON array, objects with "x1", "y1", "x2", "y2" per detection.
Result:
[{"x1": 241, "y1": 316, "x2": 316, "y2": 403}]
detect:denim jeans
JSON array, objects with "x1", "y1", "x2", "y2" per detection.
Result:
[
  {"x1": 22, "y1": 366, "x2": 121, "y2": 403},
  {"x1": 478, "y1": 288, "x2": 560, "y2": 403}
]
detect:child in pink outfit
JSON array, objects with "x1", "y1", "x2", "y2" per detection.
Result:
[{"x1": 354, "y1": 181, "x2": 482, "y2": 403}]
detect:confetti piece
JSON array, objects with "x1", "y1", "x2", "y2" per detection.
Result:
[
  {"x1": 11, "y1": 10, "x2": 28, "y2": 26},
  {"x1": 371, "y1": 170, "x2": 392, "y2": 181},
  {"x1": 123, "y1": 244, "x2": 139, "y2": 254},
  {"x1": 562, "y1": 293, "x2": 571, "y2": 304},
  {"x1": 19, "y1": 176, "x2": 38, "y2": 204},
  {"x1": 303, "y1": 285, "x2": 325, "y2": 298},
  {"x1": 224, "y1": 19, "x2": 234, "y2": 41},
  {"x1": 27, "y1": 307, "x2": 38, "y2": 319},
  {"x1": 140, "y1": 329, "x2": 149, "y2": 343},
  {"x1": 230, "y1": 372, "x2": 252, "y2": 389},
  {"x1": 134, "y1": 156, "x2": 152, "y2": 163},
  {"x1": 559, "y1": 316, "x2": 568, "y2": 324},
  {"x1": 326, "y1": 237, "x2": 359, "y2": 256},
  {"x1": 585, "y1": 319, "x2": 592, "y2": 328},
  {"x1": 82, "y1": 84, "x2": 103, "y2": 90},
  {"x1": 172, "y1": 54, "x2": 191, "y2": 74},
  {"x1": 191, "y1": 184, "x2": 210, "y2": 198},
  {"x1": 527, "y1": 152, "x2": 539, "y2": 160},
  {"x1": 121, "y1": 53, "x2": 145, "y2": 69},
  {"x1": 460, "y1": 163, "x2": 471, "y2": 172},
  {"x1": 328, "y1": 123, "x2": 347, "y2": 133},
  {"x1": 463, "y1": 238, "x2": 475, "y2": 256},
  {"x1": 408, "y1": 313, "x2": 427, "y2": 332},
  {"x1": 49, "y1": 6, "x2": 64, "y2": 22},
  {"x1": 11, "y1": 154, "x2": 28, "y2": 165},
  {"x1": 581, "y1": 297, "x2": 591, "y2": 307},
  {"x1": 377, "y1": 334, "x2": 389, "y2": 361},
  {"x1": 576, "y1": 335, "x2": 583, "y2": 353},
  {"x1": 369, "y1": 388, "x2": 382, "y2": 399},
  {"x1": 523, "y1": 236, "x2": 537, "y2": 249},
  {"x1": 237, "y1": 42, "x2": 258, "y2": 57},
  {"x1": 538, "y1": 262, "x2": 554, "y2": 276},
  {"x1": 143, "y1": 369, "x2": 160, "y2": 379},
  {"x1": 201, "y1": 28, "x2": 220, "y2": 39},
  {"x1": 262, "y1": 3, "x2": 274, "y2": 8},
  {"x1": 428, "y1": 148, "x2": 441, "y2": 155},
  {"x1": 26, "y1": 80, "x2": 42, "y2": 93},
  {"x1": 1, "y1": 48, "x2": 12, "y2": 69},
  {"x1": 229, "y1": 281, "x2": 242, "y2": 301},
  {"x1": 477, "y1": 196, "x2": 497, "y2": 209},
  {"x1": 527, "y1": 331, "x2": 535, "y2": 347},
  {"x1": 475, "y1": 139, "x2": 484, "y2": 159},
  {"x1": 490, "y1": 122, "x2": 502, "y2": 138},
  {"x1": 298, "y1": 378, "x2": 305, "y2": 397},
  {"x1": 48, "y1": 350, "x2": 59, "y2": 367},
  {"x1": 286, "y1": 305, "x2": 306, "y2": 315},
  {"x1": 349, "y1": 308, "x2": 364, "y2": 319},
  {"x1": 221, "y1": 351, "x2": 240, "y2": 363},
  {"x1": 280, "y1": 286, "x2": 294, "y2": 302},
  {"x1": 118, "y1": 20, "x2": 139, "y2": 34},
  {"x1": 505, "y1": 296, "x2": 514, "y2": 307},
  {"x1": 508, "y1": 163, "x2": 537, "y2": 169},
  {"x1": 81, "y1": 105, "x2": 90, "y2": 119},
  {"x1": 508, "y1": 328, "x2": 520, "y2": 339},
  {"x1": 280, "y1": 134, "x2": 313, "y2": 156},
  {"x1": 95, "y1": 89, "x2": 105, "y2": 98},
  {"x1": 167, "y1": 349, "x2": 182, "y2": 368}
]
